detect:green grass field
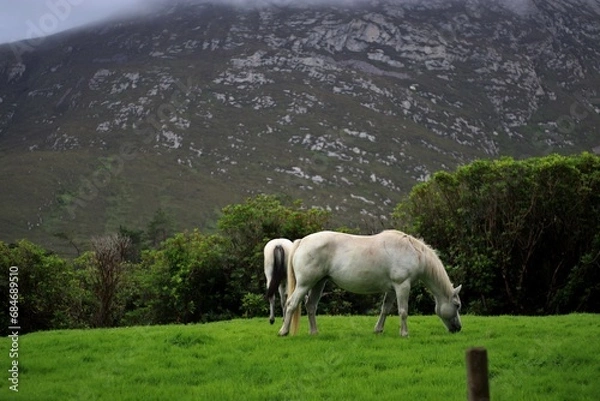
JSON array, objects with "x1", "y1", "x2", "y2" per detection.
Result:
[{"x1": 1, "y1": 314, "x2": 599, "y2": 400}]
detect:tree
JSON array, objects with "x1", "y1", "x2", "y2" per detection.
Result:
[
  {"x1": 218, "y1": 194, "x2": 331, "y2": 302},
  {"x1": 146, "y1": 207, "x2": 175, "y2": 248},
  {"x1": 53, "y1": 232, "x2": 81, "y2": 256},
  {"x1": 394, "y1": 153, "x2": 600, "y2": 314},
  {"x1": 118, "y1": 225, "x2": 145, "y2": 262},
  {"x1": 89, "y1": 233, "x2": 131, "y2": 327},
  {"x1": 128, "y1": 196, "x2": 332, "y2": 325},
  {"x1": 134, "y1": 231, "x2": 232, "y2": 324},
  {"x1": 0, "y1": 240, "x2": 83, "y2": 335}
]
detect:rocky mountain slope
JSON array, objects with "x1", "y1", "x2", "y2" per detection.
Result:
[{"x1": 1, "y1": 0, "x2": 599, "y2": 255}]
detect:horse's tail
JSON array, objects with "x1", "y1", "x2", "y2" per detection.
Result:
[
  {"x1": 267, "y1": 245, "x2": 286, "y2": 299},
  {"x1": 288, "y1": 239, "x2": 302, "y2": 335}
]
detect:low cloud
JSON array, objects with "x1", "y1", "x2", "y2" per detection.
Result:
[
  {"x1": 2, "y1": 0, "x2": 598, "y2": 45},
  {"x1": 0, "y1": 0, "x2": 151, "y2": 44},
  {"x1": 0, "y1": 0, "x2": 371, "y2": 44}
]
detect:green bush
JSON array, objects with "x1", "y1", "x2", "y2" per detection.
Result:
[
  {"x1": 0, "y1": 240, "x2": 85, "y2": 335},
  {"x1": 394, "y1": 153, "x2": 600, "y2": 314},
  {"x1": 241, "y1": 293, "x2": 268, "y2": 318},
  {"x1": 132, "y1": 231, "x2": 232, "y2": 324},
  {"x1": 218, "y1": 194, "x2": 331, "y2": 303}
]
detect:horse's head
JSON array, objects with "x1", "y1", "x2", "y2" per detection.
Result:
[{"x1": 435, "y1": 284, "x2": 462, "y2": 333}]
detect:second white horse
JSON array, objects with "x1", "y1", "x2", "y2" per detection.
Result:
[{"x1": 264, "y1": 238, "x2": 293, "y2": 324}]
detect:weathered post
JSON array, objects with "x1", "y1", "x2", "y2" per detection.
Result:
[{"x1": 466, "y1": 347, "x2": 490, "y2": 401}]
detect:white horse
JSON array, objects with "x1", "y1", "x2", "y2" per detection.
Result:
[
  {"x1": 264, "y1": 238, "x2": 294, "y2": 324},
  {"x1": 278, "y1": 230, "x2": 462, "y2": 337}
]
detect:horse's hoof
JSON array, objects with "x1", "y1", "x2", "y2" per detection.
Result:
[{"x1": 269, "y1": 319, "x2": 275, "y2": 325}]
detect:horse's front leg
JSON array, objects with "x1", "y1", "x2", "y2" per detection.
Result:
[
  {"x1": 394, "y1": 281, "x2": 411, "y2": 337},
  {"x1": 374, "y1": 289, "x2": 396, "y2": 333},
  {"x1": 305, "y1": 279, "x2": 327, "y2": 335}
]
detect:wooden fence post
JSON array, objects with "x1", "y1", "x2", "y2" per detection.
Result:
[{"x1": 466, "y1": 347, "x2": 490, "y2": 401}]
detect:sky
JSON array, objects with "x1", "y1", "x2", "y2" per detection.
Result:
[
  {"x1": 1, "y1": 0, "x2": 575, "y2": 46},
  {"x1": 0, "y1": 0, "x2": 153, "y2": 44},
  {"x1": 0, "y1": 0, "x2": 377, "y2": 45}
]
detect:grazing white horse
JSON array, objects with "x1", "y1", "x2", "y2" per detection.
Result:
[
  {"x1": 264, "y1": 238, "x2": 294, "y2": 324},
  {"x1": 278, "y1": 230, "x2": 462, "y2": 337}
]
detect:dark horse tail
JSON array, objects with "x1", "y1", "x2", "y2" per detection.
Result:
[{"x1": 267, "y1": 245, "x2": 286, "y2": 299}]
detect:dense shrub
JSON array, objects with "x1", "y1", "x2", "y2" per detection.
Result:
[
  {"x1": 131, "y1": 231, "x2": 233, "y2": 324},
  {"x1": 0, "y1": 240, "x2": 85, "y2": 335},
  {"x1": 127, "y1": 194, "x2": 333, "y2": 325},
  {"x1": 394, "y1": 153, "x2": 600, "y2": 314},
  {"x1": 218, "y1": 194, "x2": 331, "y2": 299}
]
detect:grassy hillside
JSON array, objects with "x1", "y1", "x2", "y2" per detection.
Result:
[
  {"x1": 0, "y1": 150, "x2": 243, "y2": 256},
  {"x1": 1, "y1": 315, "x2": 599, "y2": 400}
]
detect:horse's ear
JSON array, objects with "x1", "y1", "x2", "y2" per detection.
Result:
[{"x1": 453, "y1": 284, "x2": 462, "y2": 296}]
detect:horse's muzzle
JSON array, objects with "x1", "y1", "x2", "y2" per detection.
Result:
[{"x1": 449, "y1": 325, "x2": 461, "y2": 333}]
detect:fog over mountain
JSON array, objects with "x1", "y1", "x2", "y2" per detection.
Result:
[{"x1": 4, "y1": 0, "x2": 594, "y2": 44}]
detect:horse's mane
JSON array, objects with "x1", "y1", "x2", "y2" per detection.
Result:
[{"x1": 385, "y1": 230, "x2": 454, "y2": 297}]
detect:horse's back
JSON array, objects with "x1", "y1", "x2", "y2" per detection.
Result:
[
  {"x1": 293, "y1": 230, "x2": 420, "y2": 294},
  {"x1": 296, "y1": 230, "x2": 410, "y2": 255}
]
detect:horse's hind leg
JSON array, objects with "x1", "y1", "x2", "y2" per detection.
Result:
[
  {"x1": 305, "y1": 278, "x2": 327, "y2": 335},
  {"x1": 278, "y1": 284, "x2": 286, "y2": 318},
  {"x1": 374, "y1": 289, "x2": 396, "y2": 333},
  {"x1": 268, "y1": 295, "x2": 276, "y2": 324},
  {"x1": 278, "y1": 284, "x2": 311, "y2": 336}
]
